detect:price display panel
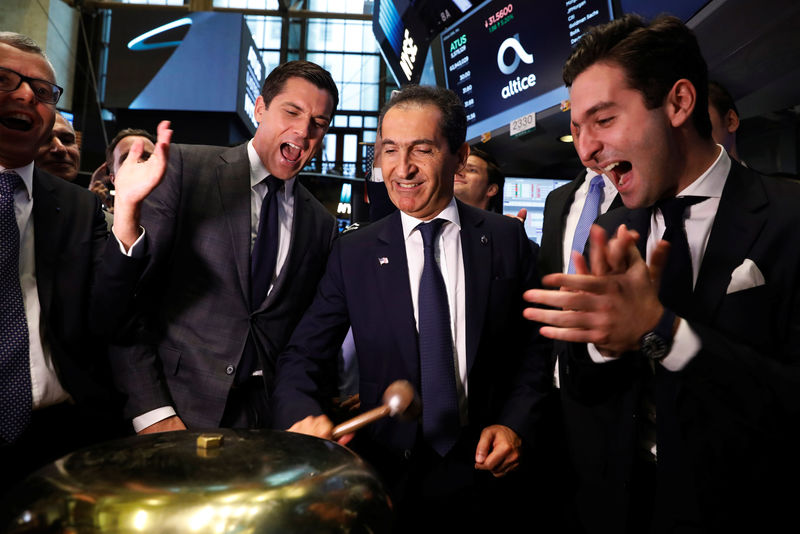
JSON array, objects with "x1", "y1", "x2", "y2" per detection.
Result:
[{"x1": 440, "y1": 0, "x2": 613, "y2": 140}]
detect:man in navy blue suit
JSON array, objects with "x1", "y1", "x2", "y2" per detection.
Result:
[{"x1": 272, "y1": 85, "x2": 549, "y2": 530}]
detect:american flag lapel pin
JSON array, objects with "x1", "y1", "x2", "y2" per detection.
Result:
[{"x1": 378, "y1": 256, "x2": 389, "y2": 266}]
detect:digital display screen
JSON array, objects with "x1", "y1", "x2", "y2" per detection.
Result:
[
  {"x1": 440, "y1": 0, "x2": 613, "y2": 141},
  {"x1": 103, "y1": 9, "x2": 264, "y2": 135},
  {"x1": 503, "y1": 177, "x2": 571, "y2": 244}
]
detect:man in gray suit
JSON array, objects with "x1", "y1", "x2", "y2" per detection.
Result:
[{"x1": 100, "y1": 60, "x2": 338, "y2": 434}]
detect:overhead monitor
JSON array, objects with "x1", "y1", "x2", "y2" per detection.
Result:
[
  {"x1": 440, "y1": 0, "x2": 614, "y2": 141},
  {"x1": 373, "y1": 0, "x2": 481, "y2": 86},
  {"x1": 103, "y1": 9, "x2": 264, "y2": 135},
  {"x1": 503, "y1": 177, "x2": 571, "y2": 244},
  {"x1": 617, "y1": 0, "x2": 711, "y2": 22}
]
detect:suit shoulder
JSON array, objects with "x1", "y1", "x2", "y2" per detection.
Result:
[
  {"x1": 172, "y1": 143, "x2": 236, "y2": 166},
  {"x1": 295, "y1": 181, "x2": 336, "y2": 225},
  {"x1": 35, "y1": 168, "x2": 98, "y2": 205}
]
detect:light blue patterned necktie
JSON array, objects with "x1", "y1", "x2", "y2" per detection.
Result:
[{"x1": 568, "y1": 174, "x2": 605, "y2": 274}]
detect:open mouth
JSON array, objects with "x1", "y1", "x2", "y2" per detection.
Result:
[
  {"x1": 280, "y1": 142, "x2": 302, "y2": 164},
  {"x1": 603, "y1": 160, "x2": 632, "y2": 187},
  {"x1": 0, "y1": 115, "x2": 33, "y2": 131}
]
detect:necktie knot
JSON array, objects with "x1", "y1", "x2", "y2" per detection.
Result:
[
  {"x1": 417, "y1": 219, "x2": 446, "y2": 249},
  {"x1": 588, "y1": 173, "x2": 604, "y2": 192},
  {"x1": 264, "y1": 175, "x2": 283, "y2": 194},
  {"x1": 657, "y1": 196, "x2": 706, "y2": 239},
  {"x1": 0, "y1": 171, "x2": 22, "y2": 197}
]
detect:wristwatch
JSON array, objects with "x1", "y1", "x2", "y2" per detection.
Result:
[{"x1": 640, "y1": 308, "x2": 677, "y2": 361}]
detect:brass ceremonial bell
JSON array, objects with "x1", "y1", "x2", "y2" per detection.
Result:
[{"x1": 1, "y1": 429, "x2": 392, "y2": 533}]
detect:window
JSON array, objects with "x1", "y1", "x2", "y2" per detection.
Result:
[
  {"x1": 119, "y1": 0, "x2": 186, "y2": 4},
  {"x1": 307, "y1": 0, "x2": 372, "y2": 14},
  {"x1": 213, "y1": 0, "x2": 279, "y2": 8}
]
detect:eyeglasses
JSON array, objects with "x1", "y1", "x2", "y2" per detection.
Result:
[{"x1": 0, "y1": 66, "x2": 63, "y2": 105}]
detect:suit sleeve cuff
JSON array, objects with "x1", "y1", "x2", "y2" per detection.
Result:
[
  {"x1": 112, "y1": 226, "x2": 146, "y2": 257},
  {"x1": 132, "y1": 406, "x2": 177, "y2": 433}
]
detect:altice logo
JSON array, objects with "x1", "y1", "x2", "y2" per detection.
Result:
[{"x1": 497, "y1": 33, "x2": 536, "y2": 99}]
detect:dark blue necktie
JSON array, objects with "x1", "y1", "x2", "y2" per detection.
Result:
[
  {"x1": 250, "y1": 176, "x2": 283, "y2": 310},
  {"x1": 417, "y1": 219, "x2": 460, "y2": 456},
  {"x1": 568, "y1": 174, "x2": 604, "y2": 274},
  {"x1": 0, "y1": 171, "x2": 31, "y2": 443},
  {"x1": 238, "y1": 176, "x2": 284, "y2": 386}
]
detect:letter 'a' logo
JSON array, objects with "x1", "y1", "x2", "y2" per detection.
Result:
[{"x1": 497, "y1": 34, "x2": 533, "y2": 75}]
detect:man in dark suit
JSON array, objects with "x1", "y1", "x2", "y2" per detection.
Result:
[
  {"x1": 0, "y1": 32, "x2": 122, "y2": 488},
  {"x1": 272, "y1": 85, "x2": 549, "y2": 530},
  {"x1": 99, "y1": 61, "x2": 338, "y2": 434},
  {"x1": 524, "y1": 14, "x2": 800, "y2": 533}
]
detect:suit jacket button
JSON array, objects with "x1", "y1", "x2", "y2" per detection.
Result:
[
  {"x1": 404, "y1": 449, "x2": 412, "y2": 459},
  {"x1": 226, "y1": 364, "x2": 235, "y2": 375}
]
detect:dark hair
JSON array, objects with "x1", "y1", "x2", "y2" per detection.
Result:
[
  {"x1": 563, "y1": 14, "x2": 711, "y2": 139},
  {"x1": 378, "y1": 85, "x2": 466, "y2": 154},
  {"x1": 708, "y1": 80, "x2": 738, "y2": 118},
  {"x1": 468, "y1": 146, "x2": 505, "y2": 213},
  {"x1": 106, "y1": 128, "x2": 156, "y2": 171},
  {"x1": 261, "y1": 60, "x2": 339, "y2": 116}
]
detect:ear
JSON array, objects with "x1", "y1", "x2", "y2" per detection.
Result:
[
  {"x1": 456, "y1": 141, "x2": 469, "y2": 171},
  {"x1": 254, "y1": 95, "x2": 266, "y2": 125},
  {"x1": 455, "y1": 142, "x2": 470, "y2": 173},
  {"x1": 725, "y1": 109, "x2": 740, "y2": 134},
  {"x1": 486, "y1": 183, "x2": 499, "y2": 199},
  {"x1": 665, "y1": 79, "x2": 696, "y2": 129}
]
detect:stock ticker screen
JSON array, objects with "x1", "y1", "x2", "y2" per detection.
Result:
[
  {"x1": 440, "y1": 0, "x2": 613, "y2": 141},
  {"x1": 503, "y1": 177, "x2": 571, "y2": 244}
]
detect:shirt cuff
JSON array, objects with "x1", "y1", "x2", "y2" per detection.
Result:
[
  {"x1": 132, "y1": 406, "x2": 177, "y2": 433},
  {"x1": 659, "y1": 318, "x2": 701, "y2": 371},
  {"x1": 112, "y1": 226, "x2": 146, "y2": 257},
  {"x1": 587, "y1": 343, "x2": 617, "y2": 363}
]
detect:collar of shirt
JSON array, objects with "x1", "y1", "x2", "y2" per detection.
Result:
[
  {"x1": 1, "y1": 161, "x2": 34, "y2": 199},
  {"x1": 247, "y1": 140, "x2": 295, "y2": 200},
  {"x1": 648, "y1": 145, "x2": 731, "y2": 285},
  {"x1": 674, "y1": 144, "x2": 730, "y2": 199},
  {"x1": 399, "y1": 196, "x2": 461, "y2": 238}
]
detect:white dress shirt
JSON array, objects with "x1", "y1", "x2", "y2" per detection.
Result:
[
  {"x1": 400, "y1": 198, "x2": 468, "y2": 424},
  {"x1": 131, "y1": 140, "x2": 296, "y2": 432},
  {"x1": 587, "y1": 146, "x2": 731, "y2": 370},
  {"x1": 2, "y1": 162, "x2": 71, "y2": 410}
]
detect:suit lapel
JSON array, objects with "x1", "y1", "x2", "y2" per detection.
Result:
[
  {"x1": 31, "y1": 169, "x2": 61, "y2": 319},
  {"x1": 459, "y1": 202, "x2": 489, "y2": 376},
  {"x1": 693, "y1": 165, "x2": 767, "y2": 321},
  {"x1": 216, "y1": 144, "x2": 252, "y2": 306},
  {"x1": 375, "y1": 212, "x2": 419, "y2": 382}
]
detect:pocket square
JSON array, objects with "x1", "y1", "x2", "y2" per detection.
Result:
[{"x1": 726, "y1": 258, "x2": 765, "y2": 294}]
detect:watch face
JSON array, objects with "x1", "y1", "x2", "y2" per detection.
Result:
[{"x1": 641, "y1": 332, "x2": 669, "y2": 360}]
